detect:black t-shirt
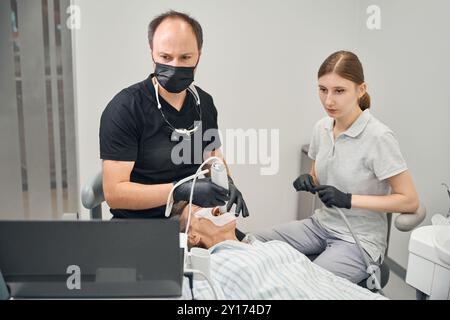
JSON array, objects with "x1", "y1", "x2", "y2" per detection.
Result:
[{"x1": 100, "y1": 74, "x2": 221, "y2": 218}]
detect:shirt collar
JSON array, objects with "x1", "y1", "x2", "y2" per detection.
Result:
[
  {"x1": 208, "y1": 237, "x2": 253, "y2": 254},
  {"x1": 325, "y1": 109, "x2": 372, "y2": 138}
]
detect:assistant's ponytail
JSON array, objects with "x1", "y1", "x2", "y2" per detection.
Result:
[{"x1": 359, "y1": 92, "x2": 371, "y2": 111}]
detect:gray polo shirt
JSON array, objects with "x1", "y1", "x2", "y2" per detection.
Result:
[{"x1": 308, "y1": 109, "x2": 407, "y2": 263}]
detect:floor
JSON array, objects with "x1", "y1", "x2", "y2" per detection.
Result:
[{"x1": 383, "y1": 272, "x2": 417, "y2": 300}]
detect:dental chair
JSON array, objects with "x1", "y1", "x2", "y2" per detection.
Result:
[
  {"x1": 305, "y1": 203, "x2": 426, "y2": 292},
  {"x1": 357, "y1": 204, "x2": 426, "y2": 291},
  {"x1": 81, "y1": 171, "x2": 104, "y2": 220}
]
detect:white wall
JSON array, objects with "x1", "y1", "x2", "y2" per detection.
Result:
[
  {"x1": 355, "y1": 0, "x2": 450, "y2": 267},
  {"x1": 73, "y1": 0, "x2": 450, "y2": 269}
]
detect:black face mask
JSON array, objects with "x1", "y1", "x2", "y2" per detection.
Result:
[{"x1": 154, "y1": 62, "x2": 195, "y2": 93}]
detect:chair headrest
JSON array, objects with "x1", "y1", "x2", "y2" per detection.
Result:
[{"x1": 394, "y1": 202, "x2": 426, "y2": 231}]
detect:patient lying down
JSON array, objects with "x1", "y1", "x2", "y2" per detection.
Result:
[{"x1": 171, "y1": 201, "x2": 386, "y2": 300}]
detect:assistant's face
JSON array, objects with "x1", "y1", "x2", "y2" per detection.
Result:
[
  {"x1": 318, "y1": 73, "x2": 365, "y2": 119},
  {"x1": 152, "y1": 17, "x2": 200, "y2": 68}
]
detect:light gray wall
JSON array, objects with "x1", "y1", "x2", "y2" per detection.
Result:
[
  {"x1": 73, "y1": 0, "x2": 450, "y2": 269},
  {"x1": 355, "y1": 0, "x2": 450, "y2": 267}
]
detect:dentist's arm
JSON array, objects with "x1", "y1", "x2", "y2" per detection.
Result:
[
  {"x1": 103, "y1": 160, "x2": 229, "y2": 211},
  {"x1": 103, "y1": 160, "x2": 172, "y2": 210}
]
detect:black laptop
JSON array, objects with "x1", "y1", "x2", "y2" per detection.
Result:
[{"x1": 0, "y1": 219, "x2": 183, "y2": 298}]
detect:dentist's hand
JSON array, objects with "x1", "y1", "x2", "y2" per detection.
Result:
[
  {"x1": 173, "y1": 177, "x2": 230, "y2": 208},
  {"x1": 315, "y1": 185, "x2": 352, "y2": 209},
  {"x1": 293, "y1": 174, "x2": 316, "y2": 194},
  {"x1": 226, "y1": 176, "x2": 249, "y2": 218}
]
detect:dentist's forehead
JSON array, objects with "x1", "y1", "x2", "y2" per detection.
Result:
[{"x1": 153, "y1": 18, "x2": 199, "y2": 54}]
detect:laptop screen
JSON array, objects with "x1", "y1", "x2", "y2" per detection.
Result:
[{"x1": 0, "y1": 219, "x2": 183, "y2": 298}]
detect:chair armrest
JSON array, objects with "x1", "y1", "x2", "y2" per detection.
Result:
[
  {"x1": 81, "y1": 171, "x2": 105, "y2": 209},
  {"x1": 394, "y1": 202, "x2": 426, "y2": 232}
]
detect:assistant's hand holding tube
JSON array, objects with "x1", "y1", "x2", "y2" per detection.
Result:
[
  {"x1": 173, "y1": 177, "x2": 229, "y2": 208},
  {"x1": 293, "y1": 174, "x2": 317, "y2": 194},
  {"x1": 315, "y1": 185, "x2": 352, "y2": 209}
]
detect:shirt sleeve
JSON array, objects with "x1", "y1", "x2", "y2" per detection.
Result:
[
  {"x1": 370, "y1": 131, "x2": 408, "y2": 181},
  {"x1": 202, "y1": 94, "x2": 222, "y2": 152},
  {"x1": 307, "y1": 121, "x2": 320, "y2": 160},
  {"x1": 99, "y1": 90, "x2": 140, "y2": 161}
]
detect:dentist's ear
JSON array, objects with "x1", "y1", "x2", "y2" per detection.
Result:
[
  {"x1": 194, "y1": 51, "x2": 202, "y2": 72},
  {"x1": 151, "y1": 51, "x2": 157, "y2": 67}
]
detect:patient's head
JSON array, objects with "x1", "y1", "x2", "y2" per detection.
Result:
[{"x1": 171, "y1": 201, "x2": 237, "y2": 249}]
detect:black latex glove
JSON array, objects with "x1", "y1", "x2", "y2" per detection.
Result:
[
  {"x1": 293, "y1": 174, "x2": 316, "y2": 194},
  {"x1": 226, "y1": 176, "x2": 249, "y2": 218},
  {"x1": 315, "y1": 185, "x2": 352, "y2": 209},
  {"x1": 173, "y1": 177, "x2": 230, "y2": 208}
]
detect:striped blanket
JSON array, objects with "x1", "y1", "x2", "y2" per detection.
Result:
[{"x1": 182, "y1": 236, "x2": 386, "y2": 300}]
